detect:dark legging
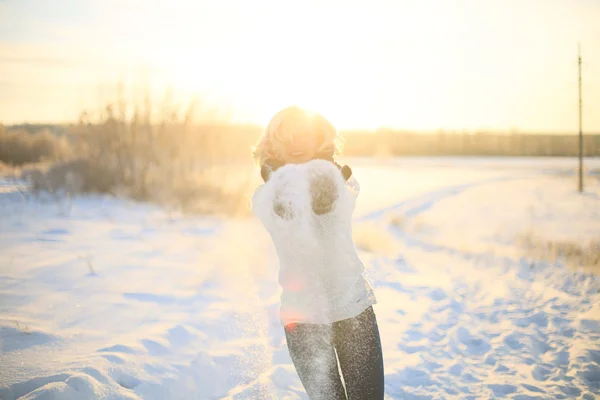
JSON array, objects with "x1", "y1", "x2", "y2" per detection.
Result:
[{"x1": 284, "y1": 306, "x2": 384, "y2": 399}]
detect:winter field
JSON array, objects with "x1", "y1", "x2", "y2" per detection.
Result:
[{"x1": 1, "y1": 157, "x2": 599, "y2": 400}]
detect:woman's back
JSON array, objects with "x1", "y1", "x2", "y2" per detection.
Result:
[{"x1": 252, "y1": 159, "x2": 376, "y2": 325}]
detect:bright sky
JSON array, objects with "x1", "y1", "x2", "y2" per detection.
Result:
[{"x1": 1, "y1": 0, "x2": 599, "y2": 131}]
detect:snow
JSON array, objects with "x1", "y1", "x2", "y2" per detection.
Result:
[{"x1": 1, "y1": 157, "x2": 600, "y2": 399}]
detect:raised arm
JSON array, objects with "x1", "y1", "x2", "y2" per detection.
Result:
[
  {"x1": 310, "y1": 161, "x2": 356, "y2": 215},
  {"x1": 260, "y1": 158, "x2": 284, "y2": 182},
  {"x1": 256, "y1": 158, "x2": 357, "y2": 217}
]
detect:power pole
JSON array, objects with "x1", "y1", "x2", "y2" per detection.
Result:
[{"x1": 578, "y1": 44, "x2": 584, "y2": 193}]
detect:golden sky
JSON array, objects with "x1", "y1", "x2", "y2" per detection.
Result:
[{"x1": 1, "y1": 0, "x2": 599, "y2": 131}]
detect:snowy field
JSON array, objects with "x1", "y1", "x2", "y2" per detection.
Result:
[{"x1": 1, "y1": 157, "x2": 599, "y2": 400}]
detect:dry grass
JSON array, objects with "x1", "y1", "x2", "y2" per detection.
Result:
[
  {"x1": 0, "y1": 160, "x2": 14, "y2": 176},
  {"x1": 0, "y1": 126, "x2": 71, "y2": 166},
  {"x1": 352, "y1": 221, "x2": 398, "y2": 257},
  {"x1": 16, "y1": 92, "x2": 257, "y2": 217},
  {"x1": 13, "y1": 320, "x2": 32, "y2": 335},
  {"x1": 519, "y1": 231, "x2": 600, "y2": 273},
  {"x1": 389, "y1": 214, "x2": 427, "y2": 235}
]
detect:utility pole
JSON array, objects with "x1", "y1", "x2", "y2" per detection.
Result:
[{"x1": 578, "y1": 44, "x2": 584, "y2": 193}]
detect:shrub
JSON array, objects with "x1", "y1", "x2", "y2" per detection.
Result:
[
  {"x1": 519, "y1": 232, "x2": 600, "y2": 272},
  {"x1": 24, "y1": 158, "x2": 115, "y2": 195},
  {"x1": 24, "y1": 95, "x2": 256, "y2": 216},
  {"x1": 0, "y1": 127, "x2": 70, "y2": 166}
]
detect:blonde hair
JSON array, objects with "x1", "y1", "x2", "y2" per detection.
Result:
[{"x1": 252, "y1": 106, "x2": 344, "y2": 165}]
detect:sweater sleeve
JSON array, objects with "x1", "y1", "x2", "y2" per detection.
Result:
[
  {"x1": 310, "y1": 173, "x2": 338, "y2": 215},
  {"x1": 310, "y1": 162, "x2": 357, "y2": 215},
  {"x1": 254, "y1": 160, "x2": 358, "y2": 219},
  {"x1": 260, "y1": 159, "x2": 284, "y2": 182},
  {"x1": 345, "y1": 175, "x2": 360, "y2": 197}
]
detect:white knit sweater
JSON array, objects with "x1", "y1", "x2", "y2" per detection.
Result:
[{"x1": 252, "y1": 159, "x2": 377, "y2": 326}]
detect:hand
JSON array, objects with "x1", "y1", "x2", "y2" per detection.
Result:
[
  {"x1": 260, "y1": 158, "x2": 284, "y2": 182},
  {"x1": 259, "y1": 155, "x2": 352, "y2": 182},
  {"x1": 314, "y1": 150, "x2": 352, "y2": 181}
]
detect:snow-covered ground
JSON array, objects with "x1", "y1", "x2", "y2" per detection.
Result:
[{"x1": 1, "y1": 157, "x2": 599, "y2": 400}]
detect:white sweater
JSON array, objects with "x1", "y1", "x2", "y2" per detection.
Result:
[{"x1": 252, "y1": 159, "x2": 377, "y2": 326}]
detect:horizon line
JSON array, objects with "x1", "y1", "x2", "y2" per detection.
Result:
[{"x1": 3, "y1": 121, "x2": 600, "y2": 136}]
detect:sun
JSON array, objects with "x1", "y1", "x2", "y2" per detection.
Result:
[{"x1": 137, "y1": 0, "x2": 442, "y2": 131}]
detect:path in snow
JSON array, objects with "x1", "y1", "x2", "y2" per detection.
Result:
[{"x1": 356, "y1": 172, "x2": 600, "y2": 399}]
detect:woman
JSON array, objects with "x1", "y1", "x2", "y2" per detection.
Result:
[{"x1": 251, "y1": 106, "x2": 384, "y2": 399}]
